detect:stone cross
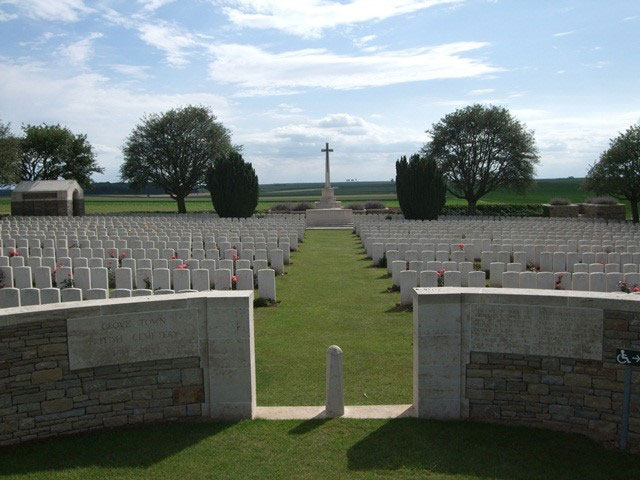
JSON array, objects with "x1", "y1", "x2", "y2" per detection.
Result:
[{"x1": 321, "y1": 142, "x2": 333, "y2": 188}]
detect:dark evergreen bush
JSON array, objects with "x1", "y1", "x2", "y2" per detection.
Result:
[
  {"x1": 395, "y1": 154, "x2": 446, "y2": 220},
  {"x1": 206, "y1": 151, "x2": 259, "y2": 218}
]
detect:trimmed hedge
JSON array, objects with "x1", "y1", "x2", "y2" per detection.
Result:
[{"x1": 440, "y1": 204, "x2": 544, "y2": 217}]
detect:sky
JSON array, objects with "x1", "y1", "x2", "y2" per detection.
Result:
[{"x1": 0, "y1": 0, "x2": 639, "y2": 185}]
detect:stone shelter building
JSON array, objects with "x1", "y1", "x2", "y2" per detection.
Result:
[{"x1": 11, "y1": 180, "x2": 84, "y2": 216}]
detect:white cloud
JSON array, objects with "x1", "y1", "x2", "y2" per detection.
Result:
[
  {"x1": 354, "y1": 34, "x2": 377, "y2": 48},
  {"x1": 137, "y1": 22, "x2": 199, "y2": 67},
  {"x1": 138, "y1": 0, "x2": 177, "y2": 12},
  {"x1": 0, "y1": 9, "x2": 17, "y2": 21},
  {"x1": 553, "y1": 30, "x2": 575, "y2": 37},
  {"x1": 110, "y1": 64, "x2": 151, "y2": 80},
  {"x1": 19, "y1": 32, "x2": 64, "y2": 48},
  {"x1": 215, "y1": 0, "x2": 462, "y2": 38},
  {"x1": 208, "y1": 42, "x2": 499, "y2": 95},
  {"x1": 1, "y1": 0, "x2": 92, "y2": 22},
  {"x1": 57, "y1": 32, "x2": 103, "y2": 66},
  {"x1": 0, "y1": 60, "x2": 231, "y2": 180},
  {"x1": 623, "y1": 16, "x2": 638, "y2": 21},
  {"x1": 468, "y1": 88, "x2": 494, "y2": 95},
  {"x1": 237, "y1": 112, "x2": 427, "y2": 182}
]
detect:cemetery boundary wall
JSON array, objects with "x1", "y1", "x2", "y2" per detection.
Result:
[
  {"x1": 413, "y1": 287, "x2": 640, "y2": 450},
  {"x1": 0, "y1": 291, "x2": 255, "y2": 446}
]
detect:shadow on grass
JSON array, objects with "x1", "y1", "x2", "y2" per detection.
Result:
[
  {"x1": 347, "y1": 418, "x2": 640, "y2": 479},
  {"x1": 0, "y1": 422, "x2": 237, "y2": 476},
  {"x1": 386, "y1": 304, "x2": 412, "y2": 313},
  {"x1": 289, "y1": 417, "x2": 332, "y2": 435}
]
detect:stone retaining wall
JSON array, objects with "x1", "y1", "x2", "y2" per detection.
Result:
[
  {"x1": 0, "y1": 291, "x2": 254, "y2": 446},
  {"x1": 413, "y1": 288, "x2": 640, "y2": 450}
]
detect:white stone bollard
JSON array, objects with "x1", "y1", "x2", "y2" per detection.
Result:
[
  {"x1": 325, "y1": 345, "x2": 344, "y2": 417},
  {"x1": 399, "y1": 270, "x2": 418, "y2": 305},
  {"x1": 257, "y1": 268, "x2": 276, "y2": 301},
  {"x1": 0, "y1": 287, "x2": 20, "y2": 307},
  {"x1": 236, "y1": 268, "x2": 254, "y2": 291}
]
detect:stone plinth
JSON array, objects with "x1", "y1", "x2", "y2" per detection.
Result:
[
  {"x1": 306, "y1": 208, "x2": 353, "y2": 227},
  {"x1": 315, "y1": 186, "x2": 342, "y2": 209}
]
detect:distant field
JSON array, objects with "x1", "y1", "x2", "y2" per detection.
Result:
[{"x1": 0, "y1": 178, "x2": 633, "y2": 216}]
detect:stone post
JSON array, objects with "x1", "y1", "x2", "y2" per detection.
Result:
[{"x1": 325, "y1": 345, "x2": 344, "y2": 417}]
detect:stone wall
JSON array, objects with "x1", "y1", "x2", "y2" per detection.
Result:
[
  {"x1": 413, "y1": 288, "x2": 640, "y2": 450},
  {"x1": 0, "y1": 291, "x2": 254, "y2": 446}
]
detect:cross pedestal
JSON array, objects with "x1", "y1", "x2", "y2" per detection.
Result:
[{"x1": 306, "y1": 142, "x2": 353, "y2": 227}]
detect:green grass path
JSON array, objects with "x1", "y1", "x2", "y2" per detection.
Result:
[{"x1": 255, "y1": 229, "x2": 412, "y2": 406}]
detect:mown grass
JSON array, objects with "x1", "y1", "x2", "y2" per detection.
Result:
[
  {"x1": 255, "y1": 230, "x2": 412, "y2": 406},
  {"x1": 1, "y1": 419, "x2": 638, "y2": 479}
]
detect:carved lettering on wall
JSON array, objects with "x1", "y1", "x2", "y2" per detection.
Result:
[
  {"x1": 467, "y1": 304, "x2": 602, "y2": 360},
  {"x1": 67, "y1": 309, "x2": 199, "y2": 369}
]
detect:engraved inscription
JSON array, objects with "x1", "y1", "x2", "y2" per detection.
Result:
[
  {"x1": 467, "y1": 304, "x2": 602, "y2": 360},
  {"x1": 67, "y1": 309, "x2": 199, "y2": 369}
]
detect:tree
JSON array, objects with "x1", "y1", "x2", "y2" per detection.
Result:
[
  {"x1": 19, "y1": 123, "x2": 103, "y2": 189},
  {"x1": 206, "y1": 150, "x2": 259, "y2": 218},
  {"x1": 584, "y1": 124, "x2": 640, "y2": 223},
  {"x1": 395, "y1": 153, "x2": 446, "y2": 220},
  {"x1": 121, "y1": 105, "x2": 232, "y2": 214},
  {"x1": 422, "y1": 104, "x2": 539, "y2": 215},
  {"x1": 0, "y1": 119, "x2": 20, "y2": 185}
]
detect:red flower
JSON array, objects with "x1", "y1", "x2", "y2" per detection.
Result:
[
  {"x1": 171, "y1": 254, "x2": 178, "y2": 260},
  {"x1": 177, "y1": 263, "x2": 187, "y2": 269},
  {"x1": 456, "y1": 243, "x2": 465, "y2": 250},
  {"x1": 232, "y1": 275, "x2": 238, "y2": 283},
  {"x1": 9, "y1": 248, "x2": 20, "y2": 257},
  {"x1": 633, "y1": 285, "x2": 640, "y2": 293},
  {"x1": 232, "y1": 254, "x2": 238, "y2": 261}
]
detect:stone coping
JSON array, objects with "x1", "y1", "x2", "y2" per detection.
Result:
[
  {"x1": 254, "y1": 405, "x2": 414, "y2": 420},
  {"x1": 413, "y1": 287, "x2": 640, "y2": 311},
  {"x1": 0, "y1": 290, "x2": 253, "y2": 327}
]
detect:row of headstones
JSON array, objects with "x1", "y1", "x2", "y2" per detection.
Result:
[
  {"x1": 1, "y1": 241, "x2": 293, "y2": 264},
  {"x1": 0, "y1": 231, "x2": 298, "y2": 250},
  {"x1": 0, "y1": 268, "x2": 278, "y2": 309},
  {"x1": 372, "y1": 247, "x2": 640, "y2": 273},
  {"x1": 355, "y1": 214, "x2": 635, "y2": 226},
  {"x1": 396, "y1": 267, "x2": 640, "y2": 305},
  {"x1": 0, "y1": 255, "x2": 285, "y2": 291}
]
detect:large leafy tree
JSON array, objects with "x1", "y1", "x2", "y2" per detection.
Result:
[
  {"x1": 206, "y1": 150, "x2": 259, "y2": 218},
  {"x1": 395, "y1": 153, "x2": 446, "y2": 220},
  {"x1": 584, "y1": 124, "x2": 640, "y2": 223},
  {"x1": 0, "y1": 119, "x2": 20, "y2": 186},
  {"x1": 422, "y1": 104, "x2": 539, "y2": 215},
  {"x1": 20, "y1": 123, "x2": 102, "y2": 189},
  {"x1": 121, "y1": 105, "x2": 233, "y2": 214}
]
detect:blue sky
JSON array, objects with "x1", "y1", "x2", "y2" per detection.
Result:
[{"x1": 1, "y1": 0, "x2": 639, "y2": 184}]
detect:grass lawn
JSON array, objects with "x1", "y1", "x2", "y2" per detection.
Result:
[
  {"x1": 1, "y1": 419, "x2": 638, "y2": 479},
  {"x1": 255, "y1": 230, "x2": 412, "y2": 406}
]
